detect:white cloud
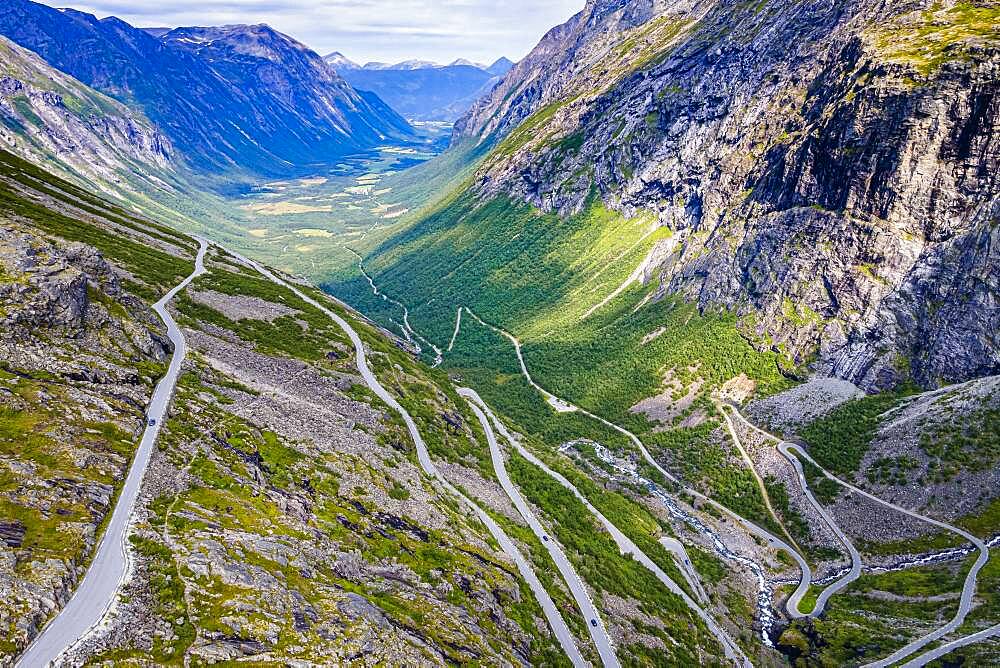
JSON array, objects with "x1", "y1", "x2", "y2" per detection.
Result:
[{"x1": 33, "y1": 0, "x2": 583, "y2": 65}]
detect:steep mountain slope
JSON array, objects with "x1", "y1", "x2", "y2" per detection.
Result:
[
  {"x1": 0, "y1": 0, "x2": 413, "y2": 177},
  {"x1": 462, "y1": 0, "x2": 1000, "y2": 391},
  {"x1": 0, "y1": 34, "x2": 285, "y2": 264},
  {"x1": 332, "y1": 57, "x2": 511, "y2": 121},
  {"x1": 0, "y1": 147, "x2": 197, "y2": 658},
  {"x1": 745, "y1": 373, "x2": 1000, "y2": 665},
  {"x1": 324, "y1": 8, "x2": 1000, "y2": 663},
  {"x1": 162, "y1": 25, "x2": 413, "y2": 148},
  {"x1": 367, "y1": 0, "x2": 999, "y2": 394},
  {"x1": 324, "y1": 51, "x2": 360, "y2": 71},
  {"x1": 0, "y1": 35, "x2": 173, "y2": 195},
  {"x1": 0, "y1": 148, "x2": 581, "y2": 666},
  {"x1": 485, "y1": 57, "x2": 516, "y2": 77}
]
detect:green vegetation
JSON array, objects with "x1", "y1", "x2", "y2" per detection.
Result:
[
  {"x1": 0, "y1": 149, "x2": 195, "y2": 299},
  {"x1": 782, "y1": 558, "x2": 975, "y2": 665},
  {"x1": 798, "y1": 586, "x2": 820, "y2": 615},
  {"x1": 526, "y1": 283, "x2": 792, "y2": 430},
  {"x1": 920, "y1": 404, "x2": 1000, "y2": 482},
  {"x1": 173, "y1": 261, "x2": 353, "y2": 363},
  {"x1": 867, "y1": 455, "x2": 919, "y2": 486},
  {"x1": 607, "y1": 16, "x2": 691, "y2": 74},
  {"x1": 764, "y1": 475, "x2": 812, "y2": 547},
  {"x1": 507, "y1": 453, "x2": 720, "y2": 664},
  {"x1": 349, "y1": 191, "x2": 792, "y2": 431},
  {"x1": 144, "y1": 348, "x2": 570, "y2": 666},
  {"x1": 872, "y1": 2, "x2": 1000, "y2": 76},
  {"x1": 857, "y1": 531, "x2": 965, "y2": 558},
  {"x1": 355, "y1": 192, "x2": 664, "y2": 341},
  {"x1": 334, "y1": 185, "x2": 798, "y2": 614},
  {"x1": 128, "y1": 535, "x2": 196, "y2": 662},
  {"x1": 176, "y1": 291, "x2": 335, "y2": 361},
  {"x1": 799, "y1": 389, "x2": 915, "y2": 477},
  {"x1": 492, "y1": 99, "x2": 575, "y2": 159},
  {"x1": 0, "y1": 378, "x2": 141, "y2": 563},
  {"x1": 958, "y1": 495, "x2": 1000, "y2": 537},
  {"x1": 689, "y1": 545, "x2": 727, "y2": 585},
  {"x1": 795, "y1": 453, "x2": 842, "y2": 505},
  {"x1": 855, "y1": 560, "x2": 970, "y2": 598},
  {"x1": 781, "y1": 297, "x2": 823, "y2": 328},
  {"x1": 647, "y1": 422, "x2": 784, "y2": 536},
  {"x1": 129, "y1": 257, "x2": 575, "y2": 664}
]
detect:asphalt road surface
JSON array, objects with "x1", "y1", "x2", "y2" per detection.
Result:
[
  {"x1": 226, "y1": 248, "x2": 589, "y2": 666},
  {"x1": 17, "y1": 238, "x2": 208, "y2": 668},
  {"x1": 463, "y1": 390, "x2": 751, "y2": 667},
  {"x1": 725, "y1": 406, "x2": 991, "y2": 668},
  {"x1": 461, "y1": 388, "x2": 615, "y2": 666}
]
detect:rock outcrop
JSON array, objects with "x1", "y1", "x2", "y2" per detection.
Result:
[
  {"x1": 0, "y1": 146, "x2": 567, "y2": 667},
  {"x1": 0, "y1": 35, "x2": 173, "y2": 193},
  {"x1": 0, "y1": 222, "x2": 170, "y2": 659}
]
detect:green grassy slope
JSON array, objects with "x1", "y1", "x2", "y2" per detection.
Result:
[{"x1": 0, "y1": 148, "x2": 574, "y2": 664}]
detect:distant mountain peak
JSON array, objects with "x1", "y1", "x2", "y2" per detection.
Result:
[
  {"x1": 486, "y1": 56, "x2": 514, "y2": 76},
  {"x1": 449, "y1": 58, "x2": 483, "y2": 68},
  {"x1": 351, "y1": 57, "x2": 505, "y2": 73},
  {"x1": 163, "y1": 24, "x2": 319, "y2": 66},
  {"x1": 324, "y1": 51, "x2": 359, "y2": 70},
  {"x1": 337, "y1": 55, "x2": 508, "y2": 122},
  {"x1": 394, "y1": 59, "x2": 439, "y2": 70}
]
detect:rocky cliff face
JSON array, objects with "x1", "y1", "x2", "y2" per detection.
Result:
[
  {"x1": 455, "y1": 0, "x2": 1000, "y2": 391},
  {"x1": 0, "y1": 36, "x2": 172, "y2": 188}
]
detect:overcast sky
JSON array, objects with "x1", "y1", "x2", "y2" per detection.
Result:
[{"x1": 33, "y1": 0, "x2": 583, "y2": 65}]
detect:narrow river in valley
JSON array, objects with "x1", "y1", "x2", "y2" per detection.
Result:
[
  {"x1": 726, "y1": 406, "x2": 993, "y2": 668},
  {"x1": 581, "y1": 442, "x2": 780, "y2": 646},
  {"x1": 347, "y1": 255, "x2": 998, "y2": 668}
]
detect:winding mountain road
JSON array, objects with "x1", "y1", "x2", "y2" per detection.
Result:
[
  {"x1": 803, "y1": 440, "x2": 988, "y2": 668},
  {"x1": 657, "y1": 536, "x2": 710, "y2": 604},
  {"x1": 724, "y1": 406, "x2": 991, "y2": 668},
  {"x1": 224, "y1": 248, "x2": 586, "y2": 666},
  {"x1": 346, "y1": 248, "x2": 443, "y2": 365},
  {"x1": 352, "y1": 265, "x2": 998, "y2": 666},
  {"x1": 461, "y1": 390, "x2": 751, "y2": 667},
  {"x1": 458, "y1": 307, "x2": 812, "y2": 619},
  {"x1": 718, "y1": 403, "x2": 861, "y2": 617},
  {"x1": 898, "y1": 623, "x2": 1000, "y2": 668},
  {"x1": 460, "y1": 389, "x2": 609, "y2": 667},
  {"x1": 776, "y1": 440, "x2": 862, "y2": 615},
  {"x1": 17, "y1": 238, "x2": 209, "y2": 668},
  {"x1": 718, "y1": 404, "x2": 803, "y2": 553}
]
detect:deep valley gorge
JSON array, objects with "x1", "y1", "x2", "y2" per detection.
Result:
[{"x1": 0, "y1": 0, "x2": 998, "y2": 667}]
